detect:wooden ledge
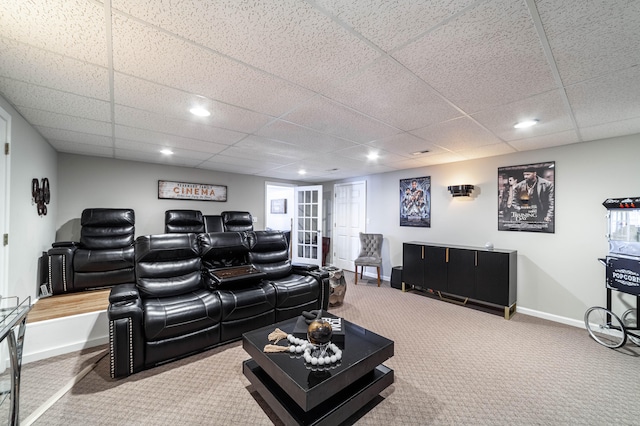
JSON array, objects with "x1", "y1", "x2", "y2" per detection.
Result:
[{"x1": 27, "y1": 288, "x2": 110, "y2": 323}]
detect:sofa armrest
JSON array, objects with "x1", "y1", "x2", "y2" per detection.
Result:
[
  {"x1": 291, "y1": 267, "x2": 330, "y2": 311},
  {"x1": 109, "y1": 283, "x2": 139, "y2": 304},
  {"x1": 108, "y1": 287, "x2": 145, "y2": 379},
  {"x1": 47, "y1": 244, "x2": 79, "y2": 294},
  {"x1": 51, "y1": 241, "x2": 79, "y2": 248},
  {"x1": 291, "y1": 263, "x2": 320, "y2": 273}
]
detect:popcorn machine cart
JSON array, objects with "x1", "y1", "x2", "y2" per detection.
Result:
[{"x1": 584, "y1": 197, "x2": 640, "y2": 348}]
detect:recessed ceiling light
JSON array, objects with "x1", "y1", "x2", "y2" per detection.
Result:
[
  {"x1": 160, "y1": 148, "x2": 174, "y2": 155},
  {"x1": 298, "y1": 169, "x2": 306, "y2": 175},
  {"x1": 189, "y1": 107, "x2": 211, "y2": 117},
  {"x1": 514, "y1": 119, "x2": 539, "y2": 129},
  {"x1": 367, "y1": 152, "x2": 379, "y2": 160}
]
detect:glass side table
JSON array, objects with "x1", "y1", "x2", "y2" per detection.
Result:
[{"x1": 0, "y1": 296, "x2": 32, "y2": 426}]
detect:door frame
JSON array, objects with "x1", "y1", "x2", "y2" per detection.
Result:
[
  {"x1": 292, "y1": 185, "x2": 323, "y2": 267},
  {"x1": 0, "y1": 105, "x2": 10, "y2": 297}
]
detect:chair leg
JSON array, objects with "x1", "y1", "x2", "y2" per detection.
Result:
[
  {"x1": 354, "y1": 265, "x2": 358, "y2": 285},
  {"x1": 377, "y1": 267, "x2": 381, "y2": 287}
]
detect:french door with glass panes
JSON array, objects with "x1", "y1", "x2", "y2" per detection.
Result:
[{"x1": 292, "y1": 185, "x2": 323, "y2": 266}]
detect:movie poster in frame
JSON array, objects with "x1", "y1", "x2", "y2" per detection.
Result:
[
  {"x1": 400, "y1": 176, "x2": 431, "y2": 227},
  {"x1": 498, "y1": 161, "x2": 555, "y2": 233}
]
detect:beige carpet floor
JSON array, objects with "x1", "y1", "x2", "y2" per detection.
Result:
[{"x1": 15, "y1": 272, "x2": 640, "y2": 425}]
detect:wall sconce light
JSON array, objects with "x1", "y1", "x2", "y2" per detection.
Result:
[
  {"x1": 448, "y1": 184, "x2": 474, "y2": 197},
  {"x1": 32, "y1": 178, "x2": 51, "y2": 216}
]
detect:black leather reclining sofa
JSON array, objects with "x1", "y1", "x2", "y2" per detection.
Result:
[
  {"x1": 108, "y1": 230, "x2": 329, "y2": 378},
  {"x1": 43, "y1": 209, "x2": 256, "y2": 296}
]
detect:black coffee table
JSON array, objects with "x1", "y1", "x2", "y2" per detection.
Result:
[{"x1": 242, "y1": 315, "x2": 394, "y2": 425}]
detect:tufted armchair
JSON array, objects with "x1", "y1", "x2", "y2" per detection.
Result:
[{"x1": 354, "y1": 232, "x2": 383, "y2": 286}]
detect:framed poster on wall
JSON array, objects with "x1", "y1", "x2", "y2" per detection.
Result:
[
  {"x1": 400, "y1": 176, "x2": 431, "y2": 227},
  {"x1": 498, "y1": 161, "x2": 555, "y2": 233},
  {"x1": 270, "y1": 198, "x2": 287, "y2": 214}
]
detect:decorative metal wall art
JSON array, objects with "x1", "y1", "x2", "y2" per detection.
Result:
[{"x1": 32, "y1": 177, "x2": 51, "y2": 216}]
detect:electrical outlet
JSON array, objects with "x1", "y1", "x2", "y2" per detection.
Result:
[{"x1": 252, "y1": 217, "x2": 258, "y2": 223}]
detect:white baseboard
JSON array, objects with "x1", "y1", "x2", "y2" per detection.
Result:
[
  {"x1": 23, "y1": 310, "x2": 109, "y2": 364},
  {"x1": 516, "y1": 306, "x2": 585, "y2": 329}
]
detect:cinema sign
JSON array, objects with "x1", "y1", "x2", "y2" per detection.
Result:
[{"x1": 158, "y1": 180, "x2": 227, "y2": 202}]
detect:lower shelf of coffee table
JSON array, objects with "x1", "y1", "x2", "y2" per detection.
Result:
[{"x1": 243, "y1": 359, "x2": 393, "y2": 426}]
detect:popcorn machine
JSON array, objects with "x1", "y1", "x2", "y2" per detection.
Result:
[
  {"x1": 585, "y1": 197, "x2": 640, "y2": 348},
  {"x1": 602, "y1": 197, "x2": 640, "y2": 295}
]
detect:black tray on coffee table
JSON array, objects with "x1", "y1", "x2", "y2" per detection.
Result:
[{"x1": 242, "y1": 314, "x2": 394, "y2": 425}]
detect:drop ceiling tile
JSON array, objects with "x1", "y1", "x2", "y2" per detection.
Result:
[
  {"x1": 256, "y1": 119, "x2": 360, "y2": 152},
  {"x1": 472, "y1": 90, "x2": 574, "y2": 141},
  {"x1": 227, "y1": 135, "x2": 310, "y2": 162},
  {"x1": 0, "y1": 0, "x2": 107, "y2": 66},
  {"x1": 566, "y1": 66, "x2": 640, "y2": 128},
  {"x1": 579, "y1": 119, "x2": 640, "y2": 143},
  {"x1": 509, "y1": 130, "x2": 580, "y2": 152},
  {"x1": 385, "y1": 158, "x2": 433, "y2": 171},
  {"x1": 0, "y1": 38, "x2": 110, "y2": 99},
  {"x1": 538, "y1": 0, "x2": 640, "y2": 85},
  {"x1": 113, "y1": 74, "x2": 273, "y2": 133},
  {"x1": 367, "y1": 133, "x2": 446, "y2": 157},
  {"x1": 115, "y1": 148, "x2": 204, "y2": 167},
  {"x1": 115, "y1": 126, "x2": 229, "y2": 154},
  {"x1": 115, "y1": 138, "x2": 214, "y2": 160},
  {"x1": 112, "y1": 0, "x2": 379, "y2": 92},
  {"x1": 114, "y1": 105, "x2": 245, "y2": 146},
  {"x1": 411, "y1": 117, "x2": 503, "y2": 151},
  {"x1": 315, "y1": 0, "x2": 477, "y2": 52},
  {"x1": 252, "y1": 167, "x2": 308, "y2": 181},
  {"x1": 198, "y1": 155, "x2": 284, "y2": 173},
  {"x1": 35, "y1": 126, "x2": 113, "y2": 147},
  {"x1": 412, "y1": 152, "x2": 466, "y2": 167},
  {"x1": 0, "y1": 77, "x2": 111, "y2": 122},
  {"x1": 289, "y1": 154, "x2": 366, "y2": 172},
  {"x1": 321, "y1": 57, "x2": 461, "y2": 131},
  {"x1": 281, "y1": 96, "x2": 400, "y2": 143},
  {"x1": 48, "y1": 139, "x2": 114, "y2": 157},
  {"x1": 456, "y1": 143, "x2": 516, "y2": 160},
  {"x1": 19, "y1": 107, "x2": 111, "y2": 136},
  {"x1": 334, "y1": 145, "x2": 408, "y2": 164},
  {"x1": 111, "y1": 14, "x2": 316, "y2": 116},
  {"x1": 393, "y1": 0, "x2": 556, "y2": 113}
]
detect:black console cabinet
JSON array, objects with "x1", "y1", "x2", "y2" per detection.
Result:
[{"x1": 402, "y1": 242, "x2": 517, "y2": 319}]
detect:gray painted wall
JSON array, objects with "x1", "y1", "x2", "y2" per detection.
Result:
[
  {"x1": 322, "y1": 134, "x2": 640, "y2": 324},
  {"x1": 56, "y1": 153, "x2": 298, "y2": 239},
  {"x1": 0, "y1": 96, "x2": 58, "y2": 302}
]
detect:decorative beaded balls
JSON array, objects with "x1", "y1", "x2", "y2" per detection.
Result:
[{"x1": 286, "y1": 334, "x2": 342, "y2": 366}]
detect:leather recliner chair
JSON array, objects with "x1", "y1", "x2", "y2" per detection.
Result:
[
  {"x1": 221, "y1": 211, "x2": 253, "y2": 231},
  {"x1": 109, "y1": 233, "x2": 223, "y2": 377},
  {"x1": 249, "y1": 231, "x2": 327, "y2": 321},
  {"x1": 164, "y1": 210, "x2": 205, "y2": 233},
  {"x1": 47, "y1": 208, "x2": 135, "y2": 294}
]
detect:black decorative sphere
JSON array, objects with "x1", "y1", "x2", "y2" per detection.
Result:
[{"x1": 307, "y1": 319, "x2": 333, "y2": 345}]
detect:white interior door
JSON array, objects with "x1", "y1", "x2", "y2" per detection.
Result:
[
  {"x1": 292, "y1": 185, "x2": 323, "y2": 266},
  {"x1": 332, "y1": 181, "x2": 366, "y2": 271}
]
